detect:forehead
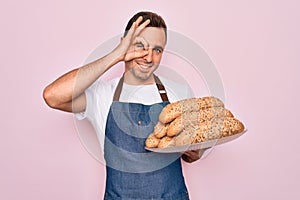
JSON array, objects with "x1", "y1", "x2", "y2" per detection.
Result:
[{"x1": 139, "y1": 27, "x2": 166, "y2": 48}]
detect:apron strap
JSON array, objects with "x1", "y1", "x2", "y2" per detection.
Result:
[
  {"x1": 113, "y1": 75, "x2": 124, "y2": 101},
  {"x1": 113, "y1": 74, "x2": 169, "y2": 102},
  {"x1": 154, "y1": 75, "x2": 169, "y2": 102}
]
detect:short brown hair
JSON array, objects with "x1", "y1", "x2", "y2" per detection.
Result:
[{"x1": 124, "y1": 11, "x2": 167, "y2": 41}]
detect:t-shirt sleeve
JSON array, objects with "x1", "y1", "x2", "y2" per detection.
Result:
[
  {"x1": 74, "y1": 81, "x2": 98, "y2": 121},
  {"x1": 74, "y1": 78, "x2": 118, "y2": 121}
]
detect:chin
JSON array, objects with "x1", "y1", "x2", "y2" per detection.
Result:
[
  {"x1": 132, "y1": 70, "x2": 154, "y2": 82},
  {"x1": 136, "y1": 72, "x2": 152, "y2": 80}
]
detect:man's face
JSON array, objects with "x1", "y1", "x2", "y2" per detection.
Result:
[{"x1": 125, "y1": 27, "x2": 166, "y2": 84}]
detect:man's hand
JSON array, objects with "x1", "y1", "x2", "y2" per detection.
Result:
[
  {"x1": 181, "y1": 149, "x2": 209, "y2": 163},
  {"x1": 114, "y1": 16, "x2": 151, "y2": 62}
]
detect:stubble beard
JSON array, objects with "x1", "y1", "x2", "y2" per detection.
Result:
[
  {"x1": 126, "y1": 60, "x2": 159, "y2": 83},
  {"x1": 131, "y1": 67, "x2": 152, "y2": 81}
]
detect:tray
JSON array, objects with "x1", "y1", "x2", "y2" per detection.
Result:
[{"x1": 145, "y1": 130, "x2": 247, "y2": 153}]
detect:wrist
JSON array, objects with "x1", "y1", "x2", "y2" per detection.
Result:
[
  {"x1": 111, "y1": 44, "x2": 128, "y2": 63},
  {"x1": 105, "y1": 48, "x2": 124, "y2": 66}
]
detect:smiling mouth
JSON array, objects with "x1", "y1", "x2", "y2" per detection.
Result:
[
  {"x1": 137, "y1": 62, "x2": 153, "y2": 71},
  {"x1": 139, "y1": 64, "x2": 151, "y2": 69}
]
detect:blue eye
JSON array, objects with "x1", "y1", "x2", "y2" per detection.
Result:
[
  {"x1": 154, "y1": 48, "x2": 162, "y2": 53},
  {"x1": 136, "y1": 43, "x2": 144, "y2": 49}
]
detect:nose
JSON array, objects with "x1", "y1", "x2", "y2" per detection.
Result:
[{"x1": 143, "y1": 48, "x2": 153, "y2": 63}]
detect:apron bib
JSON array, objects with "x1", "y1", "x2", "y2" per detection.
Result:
[{"x1": 103, "y1": 75, "x2": 189, "y2": 200}]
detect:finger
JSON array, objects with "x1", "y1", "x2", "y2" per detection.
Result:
[
  {"x1": 124, "y1": 25, "x2": 135, "y2": 40},
  {"x1": 183, "y1": 151, "x2": 191, "y2": 156},
  {"x1": 124, "y1": 17, "x2": 143, "y2": 39},
  {"x1": 124, "y1": 49, "x2": 148, "y2": 61},
  {"x1": 124, "y1": 36, "x2": 149, "y2": 61},
  {"x1": 134, "y1": 19, "x2": 151, "y2": 37},
  {"x1": 183, "y1": 151, "x2": 194, "y2": 157},
  {"x1": 183, "y1": 150, "x2": 198, "y2": 156},
  {"x1": 135, "y1": 16, "x2": 144, "y2": 27},
  {"x1": 123, "y1": 16, "x2": 146, "y2": 45},
  {"x1": 184, "y1": 151, "x2": 200, "y2": 160},
  {"x1": 134, "y1": 49, "x2": 149, "y2": 59},
  {"x1": 192, "y1": 149, "x2": 201, "y2": 154},
  {"x1": 138, "y1": 18, "x2": 151, "y2": 29},
  {"x1": 182, "y1": 154, "x2": 195, "y2": 163},
  {"x1": 133, "y1": 36, "x2": 149, "y2": 49}
]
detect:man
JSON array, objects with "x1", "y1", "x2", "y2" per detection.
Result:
[{"x1": 44, "y1": 11, "x2": 206, "y2": 200}]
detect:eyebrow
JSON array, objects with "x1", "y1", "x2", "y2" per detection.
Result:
[
  {"x1": 153, "y1": 45, "x2": 164, "y2": 51},
  {"x1": 134, "y1": 41, "x2": 146, "y2": 46},
  {"x1": 134, "y1": 42, "x2": 164, "y2": 51}
]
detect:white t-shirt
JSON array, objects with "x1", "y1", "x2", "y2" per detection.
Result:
[{"x1": 75, "y1": 76, "x2": 193, "y2": 150}]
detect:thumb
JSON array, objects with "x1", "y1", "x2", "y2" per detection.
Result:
[
  {"x1": 125, "y1": 49, "x2": 148, "y2": 61},
  {"x1": 134, "y1": 50, "x2": 149, "y2": 58}
]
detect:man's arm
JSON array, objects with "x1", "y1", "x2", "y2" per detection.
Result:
[
  {"x1": 43, "y1": 16, "x2": 150, "y2": 113},
  {"x1": 43, "y1": 53, "x2": 120, "y2": 113}
]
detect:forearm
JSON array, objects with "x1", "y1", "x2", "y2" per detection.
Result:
[
  {"x1": 43, "y1": 50, "x2": 120, "y2": 109},
  {"x1": 71, "y1": 51, "x2": 120, "y2": 98}
]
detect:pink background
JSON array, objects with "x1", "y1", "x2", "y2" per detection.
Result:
[{"x1": 1, "y1": 0, "x2": 299, "y2": 199}]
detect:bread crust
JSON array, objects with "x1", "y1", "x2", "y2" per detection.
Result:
[
  {"x1": 158, "y1": 136, "x2": 175, "y2": 148},
  {"x1": 145, "y1": 133, "x2": 160, "y2": 148},
  {"x1": 153, "y1": 121, "x2": 169, "y2": 139},
  {"x1": 167, "y1": 107, "x2": 234, "y2": 137},
  {"x1": 159, "y1": 97, "x2": 224, "y2": 123}
]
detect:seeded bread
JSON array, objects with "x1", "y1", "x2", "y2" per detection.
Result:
[
  {"x1": 157, "y1": 136, "x2": 175, "y2": 148},
  {"x1": 167, "y1": 107, "x2": 233, "y2": 137},
  {"x1": 175, "y1": 117, "x2": 244, "y2": 146},
  {"x1": 145, "y1": 133, "x2": 160, "y2": 148},
  {"x1": 159, "y1": 97, "x2": 224, "y2": 124},
  {"x1": 153, "y1": 121, "x2": 169, "y2": 139},
  {"x1": 145, "y1": 97, "x2": 244, "y2": 149}
]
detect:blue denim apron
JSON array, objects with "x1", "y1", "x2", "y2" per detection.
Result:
[{"x1": 103, "y1": 75, "x2": 189, "y2": 200}]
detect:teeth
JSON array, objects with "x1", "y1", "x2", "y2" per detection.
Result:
[{"x1": 140, "y1": 65, "x2": 150, "y2": 69}]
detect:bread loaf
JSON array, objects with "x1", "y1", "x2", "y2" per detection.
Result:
[
  {"x1": 167, "y1": 107, "x2": 233, "y2": 137},
  {"x1": 174, "y1": 126, "x2": 199, "y2": 146},
  {"x1": 157, "y1": 136, "x2": 175, "y2": 148},
  {"x1": 221, "y1": 117, "x2": 245, "y2": 137},
  {"x1": 153, "y1": 121, "x2": 169, "y2": 139},
  {"x1": 145, "y1": 133, "x2": 160, "y2": 148},
  {"x1": 167, "y1": 115, "x2": 184, "y2": 137},
  {"x1": 175, "y1": 117, "x2": 244, "y2": 146},
  {"x1": 159, "y1": 97, "x2": 224, "y2": 124},
  {"x1": 145, "y1": 97, "x2": 245, "y2": 149}
]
